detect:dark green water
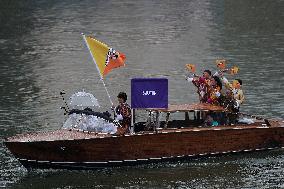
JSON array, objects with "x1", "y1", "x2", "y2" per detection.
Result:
[{"x1": 0, "y1": 0, "x2": 283, "y2": 188}]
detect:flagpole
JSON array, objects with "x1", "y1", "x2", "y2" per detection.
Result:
[{"x1": 82, "y1": 33, "x2": 114, "y2": 106}]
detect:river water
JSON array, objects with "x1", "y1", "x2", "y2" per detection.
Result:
[{"x1": 0, "y1": 0, "x2": 284, "y2": 188}]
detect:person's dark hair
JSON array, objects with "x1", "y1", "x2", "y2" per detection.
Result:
[
  {"x1": 117, "y1": 92, "x2": 127, "y2": 102},
  {"x1": 236, "y1": 79, "x2": 242, "y2": 85},
  {"x1": 213, "y1": 76, "x2": 222, "y2": 89},
  {"x1": 204, "y1": 70, "x2": 212, "y2": 76}
]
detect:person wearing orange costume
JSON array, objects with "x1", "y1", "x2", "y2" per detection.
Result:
[{"x1": 221, "y1": 77, "x2": 245, "y2": 109}]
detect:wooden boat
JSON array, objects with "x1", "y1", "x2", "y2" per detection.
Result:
[{"x1": 4, "y1": 103, "x2": 284, "y2": 170}]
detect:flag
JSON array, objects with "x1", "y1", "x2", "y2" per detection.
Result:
[
  {"x1": 84, "y1": 36, "x2": 126, "y2": 77},
  {"x1": 216, "y1": 59, "x2": 227, "y2": 70},
  {"x1": 185, "y1": 64, "x2": 196, "y2": 73}
]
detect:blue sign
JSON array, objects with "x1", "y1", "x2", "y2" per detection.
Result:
[{"x1": 131, "y1": 78, "x2": 168, "y2": 109}]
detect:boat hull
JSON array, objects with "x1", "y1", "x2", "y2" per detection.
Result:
[{"x1": 5, "y1": 125, "x2": 284, "y2": 169}]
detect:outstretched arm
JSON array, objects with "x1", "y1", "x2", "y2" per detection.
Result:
[{"x1": 220, "y1": 76, "x2": 233, "y2": 90}]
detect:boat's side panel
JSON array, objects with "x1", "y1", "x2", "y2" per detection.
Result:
[{"x1": 5, "y1": 127, "x2": 284, "y2": 166}]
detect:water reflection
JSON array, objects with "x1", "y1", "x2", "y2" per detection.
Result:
[{"x1": 7, "y1": 150, "x2": 284, "y2": 189}]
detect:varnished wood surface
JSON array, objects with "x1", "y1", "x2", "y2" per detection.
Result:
[
  {"x1": 5, "y1": 120, "x2": 284, "y2": 165},
  {"x1": 147, "y1": 103, "x2": 226, "y2": 112}
]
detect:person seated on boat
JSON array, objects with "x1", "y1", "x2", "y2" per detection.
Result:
[
  {"x1": 186, "y1": 70, "x2": 212, "y2": 103},
  {"x1": 204, "y1": 112, "x2": 219, "y2": 127},
  {"x1": 113, "y1": 92, "x2": 132, "y2": 135}
]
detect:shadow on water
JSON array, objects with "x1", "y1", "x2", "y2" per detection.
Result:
[{"x1": 5, "y1": 150, "x2": 284, "y2": 189}]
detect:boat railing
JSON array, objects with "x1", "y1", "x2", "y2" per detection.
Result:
[{"x1": 131, "y1": 104, "x2": 273, "y2": 133}]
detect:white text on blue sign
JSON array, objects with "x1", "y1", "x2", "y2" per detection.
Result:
[{"x1": 142, "y1": 91, "x2": 157, "y2": 96}]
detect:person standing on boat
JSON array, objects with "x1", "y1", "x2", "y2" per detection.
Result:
[
  {"x1": 221, "y1": 77, "x2": 245, "y2": 109},
  {"x1": 219, "y1": 75, "x2": 245, "y2": 124},
  {"x1": 213, "y1": 70, "x2": 244, "y2": 108},
  {"x1": 113, "y1": 92, "x2": 132, "y2": 135},
  {"x1": 207, "y1": 75, "x2": 223, "y2": 105},
  {"x1": 187, "y1": 70, "x2": 212, "y2": 103}
]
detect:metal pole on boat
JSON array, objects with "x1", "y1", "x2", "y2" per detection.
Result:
[
  {"x1": 81, "y1": 33, "x2": 114, "y2": 107},
  {"x1": 60, "y1": 90, "x2": 70, "y2": 113},
  {"x1": 131, "y1": 109, "x2": 135, "y2": 133},
  {"x1": 155, "y1": 111, "x2": 160, "y2": 129}
]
